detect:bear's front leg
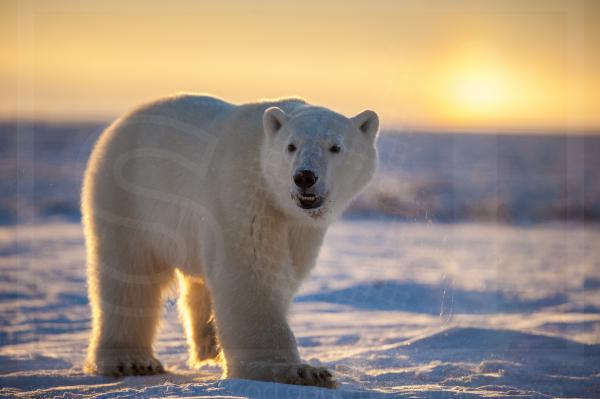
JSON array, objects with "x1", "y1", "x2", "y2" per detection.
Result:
[
  {"x1": 85, "y1": 244, "x2": 173, "y2": 377},
  {"x1": 208, "y1": 265, "x2": 336, "y2": 388}
]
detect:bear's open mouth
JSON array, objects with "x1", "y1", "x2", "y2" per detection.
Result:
[{"x1": 295, "y1": 193, "x2": 324, "y2": 210}]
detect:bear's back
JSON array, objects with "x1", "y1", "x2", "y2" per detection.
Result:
[
  {"x1": 123, "y1": 93, "x2": 308, "y2": 140},
  {"x1": 123, "y1": 93, "x2": 236, "y2": 132}
]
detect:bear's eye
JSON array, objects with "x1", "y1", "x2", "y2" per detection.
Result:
[
  {"x1": 329, "y1": 145, "x2": 341, "y2": 154},
  {"x1": 287, "y1": 144, "x2": 297, "y2": 153}
]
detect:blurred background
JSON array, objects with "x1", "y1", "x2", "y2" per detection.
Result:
[
  {"x1": 2, "y1": 2, "x2": 600, "y2": 397},
  {"x1": 1, "y1": 0, "x2": 599, "y2": 224}
]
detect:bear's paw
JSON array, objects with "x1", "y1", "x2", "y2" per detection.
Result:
[{"x1": 86, "y1": 352, "x2": 165, "y2": 377}]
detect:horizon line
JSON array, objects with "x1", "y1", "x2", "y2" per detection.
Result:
[{"x1": 0, "y1": 117, "x2": 598, "y2": 136}]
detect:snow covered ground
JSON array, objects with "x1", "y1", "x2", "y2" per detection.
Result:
[{"x1": 1, "y1": 219, "x2": 599, "y2": 398}]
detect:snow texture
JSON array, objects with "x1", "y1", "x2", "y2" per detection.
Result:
[{"x1": 1, "y1": 220, "x2": 599, "y2": 398}]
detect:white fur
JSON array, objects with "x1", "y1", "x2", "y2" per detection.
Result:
[{"x1": 82, "y1": 93, "x2": 379, "y2": 387}]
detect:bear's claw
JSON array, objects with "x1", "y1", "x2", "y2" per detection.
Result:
[
  {"x1": 230, "y1": 362, "x2": 337, "y2": 389},
  {"x1": 88, "y1": 353, "x2": 165, "y2": 377},
  {"x1": 287, "y1": 364, "x2": 336, "y2": 388}
]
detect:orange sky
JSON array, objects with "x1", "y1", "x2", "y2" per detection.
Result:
[{"x1": 1, "y1": 0, "x2": 599, "y2": 132}]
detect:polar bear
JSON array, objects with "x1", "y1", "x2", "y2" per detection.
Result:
[{"x1": 82, "y1": 94, "x2": 379, "y2": 388}]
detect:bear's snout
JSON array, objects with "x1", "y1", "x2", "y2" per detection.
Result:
[{"x1": 293, "y1": 170, "x2": 318, "y2": 189}]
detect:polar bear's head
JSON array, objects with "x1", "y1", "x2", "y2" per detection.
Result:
[{"x1": 261, "y1": 105, "x2": 379, "y2": 225}]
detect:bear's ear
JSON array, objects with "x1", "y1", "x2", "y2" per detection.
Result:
[
  {"x1": 263, "y1": 107, "x2": 288, "y2": 136},
  {"x1": 352, "y1": 110, "x2": 379, "y2": 139}
]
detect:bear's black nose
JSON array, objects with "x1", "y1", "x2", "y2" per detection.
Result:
[{"x1": 293, "y1": 170, "x2": 318, "y2": 189}]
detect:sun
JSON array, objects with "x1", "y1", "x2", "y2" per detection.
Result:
[
  {"x1": 450, "y1": 66, "x2": 509, "y2": 116},
  {"x1": 435, "y1": 45, "x2": 515, "y2": 127}
]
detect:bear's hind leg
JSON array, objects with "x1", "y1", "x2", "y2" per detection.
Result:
[
  {"x1": 85, "y1": 245, "x2": 173, "y2": 376},
  {"x1": 177, "y1": 272, "x2": 220, "y2": 367}
]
